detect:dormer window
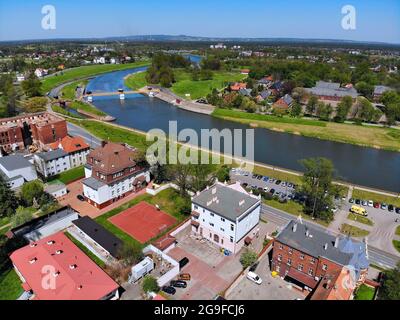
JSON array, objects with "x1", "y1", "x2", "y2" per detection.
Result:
[
  {"x1": 47, "y1": 240, "x2": 55, "y2": 245},
  {"x1": 55, "y1": 250, "x2": 63, "y2": 255},
  {"x1": 29, "y1": 257, "x2": 37, "y2": 264},
  {"x1": 69, "y1": 264, "x2": 77, "y2": 270},
  {"x1": 30, "y1": 243, "x2": 37, "y2": 248},
  {"x1": 53, "y1": 271, "x2": 60, "y2": 277}
]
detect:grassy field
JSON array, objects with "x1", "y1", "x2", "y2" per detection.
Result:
[
  {"x1": 64, "y1": 232, "x2": 106, "y2": 268},
  {"x1": 352, "y1": 189, "x2": 400, "y2": 207},
  {"x1": 340, "y1": 223, "x2": 370, "y2": 237},
  {"x1": 51, "y1": 105, "x2": 83, "y2": 118},
  {"x1": 0, "y1": 269, "x2": 23, "y2": 300},
  {"x1": 354, "y1": 284, "x2": 376, "y2": 300},
  {"x1": 393, "y1": 240, "x2": 400, "y2": 253},
  {"x1": 125, "y1": 71, "x2": 147, "y2": 90},
  {"x1": 61, "y1": 80, "x2": 89, "y2": 100},
  {"x1": 95, "y1": 189, "x2": 188, "y2": 250},
  {"x1": 41, "y1": 61, "x2": 150, "y2": 93},
  {"x1": 70, "y1": 101, "x2": 107, "y2": 117},
  {"x1": 347, "y1": 212, "x2": 374, "y2": 226},
  {"x1": 171, "y1": 70, "x2": 246, "y2": 100},
  {"x1": 212, "y1": 108, "x2": 400, "y2": 152},
  {"x1": 48, "y1": 166, "x2": 85, "y2": 184},
  {"x1": 396, "y1": 226, "x2": 400, "y2": 236}
]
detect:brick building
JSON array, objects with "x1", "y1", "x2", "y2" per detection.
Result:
[
  {"x1": 271, "y1": 220, "x2": 369, "y2": 299},
  {"x1": 0, "y1": 112, "x2": 68, "y2": 153},
  {"x1": 82, "y1": 141, "x2": 150, "y2": 209}
]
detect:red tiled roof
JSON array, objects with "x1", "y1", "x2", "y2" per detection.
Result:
[
  {"x1": 48, "y1": 136, "x2": 89, "y2": 153},
  {"x1": 10, "y1": 232, "x2": 119, "y2": 300},
  {"x1": 230, "y1": 82, "x2": 247, "y2": 91},
  {"x1": 153, "y1": 234, "x2": 176, "y2": 251},
  {"x1": 287, "y1": 268, "x2": 318, "y2": 289}
]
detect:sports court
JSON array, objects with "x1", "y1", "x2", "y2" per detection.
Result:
[{"x1": 108, "y1": 201, "x2": 177, "y2": 243}]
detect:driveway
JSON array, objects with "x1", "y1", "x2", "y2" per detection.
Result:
[{"x1": 226, "y1": 250, "x2": 306, "y2": 300}]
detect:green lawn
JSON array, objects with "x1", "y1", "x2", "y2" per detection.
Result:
[
  {"x1": 64, "y1": 232, "x2": 106, "y2": 268},
  {"x1": 0, "y1": 269, "x2": 23, "y2": 300},
  {"x1": 352, "y1": 189, "x2": 400, "y2": 207},
  {"x1": 354, "y1": 284, "x2": 375, "y2": 300},
  {"x1": 51, "y1": 104, "x2": 83, "y2": 118},
  {"x1": 0, "y1": 216, "x2": 10, "y2": 229},
  {"x1": 396, "y1": 225, "x2": 400, "y2": 236},
  {"x1": 125, "y1": 71, "x2": 147, "y2": 90},
  {"x1": 171, "y1": 70, "x2": 246, "y2": 100},
  {"x1": 61, "y1": 80, "x2": 89, "y2": 100},
  {"x1": 41, "y1": 60, "x2": 150, "y2": 93},
  {"x1": 95, "y1": 189, "x2": 188, "y2": 250},
  {"x1": 393, "y1": 240, "x2": 400, "y2": 253},
  {"x1": 347, "y1": 212, "x2": 374, "y2": 226},
  {"x1": 70, "y1": 101, "x2": 107, "y2": 117},
  {"x1": 48, "y1": 166, "x2": 85, "y2": 184},
  {"x1": 341, "y1": 223, "x2": 370, "y2": 237}
]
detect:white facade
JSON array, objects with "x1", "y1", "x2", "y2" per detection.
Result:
[
  {"x1": 0, "y1": 157, "x2": 38, "y2": 190},
  {"x1": 34, "y1": 152, "x2": 71, "y2": 178}
]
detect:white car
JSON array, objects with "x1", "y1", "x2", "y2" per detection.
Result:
[
  {"x1": 368, "y1": 200, "x2": 374, "y2": 207},
  {"x1": 247, "y1": 271, "x2": 262, "y2": 285}
]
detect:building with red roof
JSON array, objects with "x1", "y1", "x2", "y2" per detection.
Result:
[
  {"x1": 48, "y1": 135, "x2": 90, "y2": 168},
  {"x1": 10, "y1": 232, "x2": 120, "y2": 300}
]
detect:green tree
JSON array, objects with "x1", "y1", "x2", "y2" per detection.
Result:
[
  {"x1": 0, "y1": 175, "x2": 19, "y2": 218},
  {"x1": 167, "y1": 164, "x2": 192, "y2": 197},
  {"x1": 290, "y1": 102, "x2": 302, "y2": 118},
  {"x1": 190, "y1": 164, "x2": 214, "y2": 192},
  {"x1": 10, "y1": 206, "x2": 33, "y2": 228},
  {"x1": 240, "y1": 250, "x2": 258, "y2": 269},
  {"x1": 299, "y1": 157, "x2": 335, "y2": 221},
  {"x1": 355, "y1": 81, "x2": 374, "y2": 99},
  {"x1": 142, "y1": 275, "x2": 159, "y2": 293},
  {"x1": 306, "y1": 95, "x2": 318, "y2": 115},
  {"x1": 215, "y1": 165, "x2": 231, "y2": 183},
  {"x1": 378, "y1": 263, "x2": 400, "y2": 300},
  {"x1": 335, "y1": 96, "x2": 353, "y2": 122},
  {"x1": 21, "y1": 72, "x2": 42, "y2": 97},
  {"x1": 20, "y1": 180, "x2": 44, "y2": 207},
  {"x1": 22, "y1": 96, "x2": 48, "y2": 113},
  {"x1": 117, "y1": 243, "x2": 144, "y2": 266}
]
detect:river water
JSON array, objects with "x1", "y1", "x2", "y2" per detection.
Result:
[{"x1": 86, "y1": 64, "x2": 400, "y2": 193}]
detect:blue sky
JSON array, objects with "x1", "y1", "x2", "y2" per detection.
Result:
[{"x1": 0, "y1": 0, "x2": 399, "y2": 43}]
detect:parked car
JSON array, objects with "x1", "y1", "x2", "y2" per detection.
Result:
[
  {"x1": 179, "y1": 257, "x2": 189, "y2": 269},
  {"x1": 249, "y1": 263, "x2": 259, "y2": 272},
  {"x1": 349, "y1": 198, "x2": 355, "y2": 203},
  {"x1": 252, "y1": 174, "x2": 257, "y2": 179},
  {"x1": 170, "y1": 280, "x2": 187, "y2": 288},
  {"x1": 362, "y1": 200, "x2": 368, "y2": 206},
  {"x1": 263, "y1": 176, "x2": 269, "y2": 182},
  {"x1": 373, "y1": 202, "x2": 380, "y2": 209},
  {"x1": 275, "y1": 180, "x2": 282, "y2": 185},
  {"x1": 263, "y1": 187, "x2": 269, "y2": 192},
  {"x1": 77, "y1": 194, "x2": 85, "y2": 201},
  {"x1": 355, "y1": 199, "x2": 361, "y2": 205},
  {"x1": 388, "y1": 205, "x2": 394, "y2": 212},
  {"x1": 178, "y1": 273, "x2": 191, "y2": 281},
  {"x1": 268, "y1": 178, "x2": 275, "y2": 183},
  {"x1": 368, "y1": 200, "x2": 374, "y2": 207},
  {"x1": 288, "y1": 183, "x2": 294, "y2": 188},
  {"x1": 381, "y1": 203, "x2": 388, "y2": 210},
  {"x1": 395, "y1": 207, "x2": 400, "y2": 214},
  {"x1": 162, "y1": 286, "x2": 176, "y2": 295},
  {"x1": 247, "y1": 271, "x2": 262, "y2": 285},
  {"x1": 270, "y1": 188, "x2": 275, "y2": 194},
  {"x1": 256, "y1": 175, "x2": 262, "y2": 180}
]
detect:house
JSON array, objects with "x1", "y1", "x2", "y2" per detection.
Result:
[
  {"x1": 304, "y1": 81, "x2": 358, "y2": 101},
  {"x1": 270, "y1": 81, "x2": 284, "y2": 95},
  {"x1": 257, "y1": 76, "x2": 273, "y2": 88},
  {"x1": 256, "y1": 90, "x2": 272, "y2": 102},
  {"x1": 71, "y1": 216, "x2": 123, "y2": 259},
  {"x1": 241, "y1": 69, "x2": 250, "y2": 75},
  {"x1": 34, "y1": 68, "x2": 48, "y2": 78},
  {"x1": 82, "y1": 141, "x2": 150, "y2": 209},
  {"x1": 6, "y1": 206, "x2": 79, "y2": 241},
  {"x1": 239, "y1": 88, "x2": 252, "y2": 97},
  {"x1": 271, "y1": 220, "x2": 369, "y2": 299},
  {"x1": 16, "y1": 74, "x2": 25, "y2": 82},
  {"x1": 93, "y1": 57, "x2": 106, "y2": 64},
  {"x1": 34, "y1": 149, "x2": 71, "y2": 179},
  {"x1": 0, "y1": 112, "x2": 68, "y2": 153},
  {"x1": 44, "y1": 181, "x2": 67, "y2": 198},
  {"x1": 191, "y1": 181, "x2": 261, "y2": 254},
  {"x1": 10, "y1": 232, "x2": 120, "y2": 300},
  {"x1": 373, "y1": 85, "x2": 393, "y2": 102},
  {"x1": 48, "y1": 136, "x2": 90, "y2": 168},
  {"x1": 230, "y1": 82, "x2": 247, "y2": 92},
  {"x1": 273, "y1": 94, "x2": 294, "y2": 110},
  {"x1": 0, "y1": 155, "x2": 38, "y2": 189}
]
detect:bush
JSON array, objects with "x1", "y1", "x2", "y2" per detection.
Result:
[
  {"x1": 142, "y1": 275, "x2": 159, "y2": 293},
  {"x1": 20, "y1": 180, "x2": 44, "y2": 207},
  {"x1": 240, "y1": 250, "x2": 258, "y2": 269},
  {"x1": 11, "y1": 207, "x2": 33, "y2": 228}
]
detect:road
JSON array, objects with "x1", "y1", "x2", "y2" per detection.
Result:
[
  {"x1": 67, "y1": 122, "x2": 102, "y2": 149},
  {"x1": 261, "y1": 204, "x2": 400, "y2": 270}
]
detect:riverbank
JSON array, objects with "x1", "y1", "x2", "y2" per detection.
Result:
[{"x1": 212, "y1": 108, "x2": 400, "y2": 152}]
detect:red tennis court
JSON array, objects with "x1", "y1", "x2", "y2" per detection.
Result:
[{"x1": 108, "y1": 201, "x2": 177, "y2": 243}]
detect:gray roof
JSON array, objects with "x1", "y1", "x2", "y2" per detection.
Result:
[
  {"x1": 305, "y1": 81, "x2": 358, "y2": 98},
  {"x1": 259, "y1": 90, "x2": 271, "y2": 99},
  {"x1": 282, "y1": 94, "x2": 294, "y2": 105},
  {"x1": 374, "y1": 85, "x2": 392, "y2": 95},
  {"x1": 37, "y1": 149, "x2": 68, "y2": 162},
  {"x1": 276, "y1": 220, "x2": 368, "y2": 273},
  {"x1": 239, "y1": 88, "x2": 252, "y2": 96},
  {"x1": 82, "y1": 176, "x2": 106, "y2": 190},
  {"x1": 0, "y1": 155, "x2": 32, "y2": 171},
  {"x1": 192, "y1": 183, "x2": 260, "y2": 221},
  {"x1": 45, "y1": 182, "x2": 66, "y2": 194}
]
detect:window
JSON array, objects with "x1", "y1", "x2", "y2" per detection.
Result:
[
  {"x1": 220, "y1": 228, "x2": 225, "y2": 232},
  {"x1": 194, "y1": 205, "x2": 198, "y2": 210},
  {"x1": 230, "y1": 236, "x2": 233, "y2": 243},
  {"x1": 322, "y1": 264, "x2": 328, "y2": 271},
  {"x1": 230, "y1": 224, "x2": 234, "y2": 231},
  {"x1": 308, "y1": 268, "x2": 313, "y2": 276},
  {"x1": 276, "y1": 266, "x2": 280, "y2": 272},
  {"x1": 299, "y1": 254, "x2": 305, "y2": 260},
  {"x1": 209, "y1": 223, "x2": 214, "y2": 227},
  {"x1": 287, "y1": 258, "x2": 292, "y2": 266},
  {"x1": 298, "y1": 264, "x2": 304, "y2": 271},
  {"x1": 288, "y1": 248, "x2": 293, "y2": 255},
  {"x1": 221, "y1": 217, "x2": 225, "y2": 222},
  {"x1": 279, "y1": 244, "x2": 283, "y2": 250},
  {"x1": 277, "y1": 254, "x2": 282, "y2": 262},
  {"x1": 311, "y1": 257, "x2": 316, "y2": 264},
  {"x1": 210, "y1": 212, "x2": 214, "y2": 217}
]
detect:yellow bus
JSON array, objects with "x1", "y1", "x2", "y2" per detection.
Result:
[{"x1": 350, "y1": 205, "x2": 368, "y2": 216}]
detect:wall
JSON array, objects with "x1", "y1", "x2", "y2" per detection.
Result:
[{"x1": 236, "y1": 204, "x2": 261, "y2": 241}]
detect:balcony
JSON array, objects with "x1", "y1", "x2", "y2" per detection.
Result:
[
  {"x1": 191, "y1": 211, "x2": 200, "y2": 219},
  {"x1": 191, "y1": 220, "x2": 200, "y2": 228}
]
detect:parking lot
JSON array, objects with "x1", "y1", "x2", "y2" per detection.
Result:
[
  {"x1": 230, "y1": 169, "x2": 297, "y2": 201},
  {"x1": 226, "y1": 250, "x2": 305, "y2": 300}
]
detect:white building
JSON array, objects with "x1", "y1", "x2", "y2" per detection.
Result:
[
  {"x1": 34, "y1": 149, "x2": 71, "y2": 178},
  {"x1": 93, "y1": 57, "x2": 106, "y2": 64},
  {"x1": 44, "y1": 181, "x2": 67, "y2": 199},
  {"x1": 191, "y1": 181, "x2": 261, "y2": 254},
  {"x1": 16, "y1": 74, "x2": 25, "y2": 82},
  {"x1": 0, "y1": 155, "x2": 38, "y2": 189},
  {"x1": 48, "y1": 136, "x2": 90, "y2": 168},
  {"x1": 34, "y1": 68, "x2": 48, "y2": 78}
]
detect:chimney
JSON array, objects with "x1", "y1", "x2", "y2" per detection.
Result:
[
  {"x1": 292, "y1": 223, "x2": 297, "y2": 232},
  {"x1": 324, "y1": 243, "x2": 328, "y2": 250},
  {"x1": 334, "y1": 236, "x2": 339, "y2": 248}
]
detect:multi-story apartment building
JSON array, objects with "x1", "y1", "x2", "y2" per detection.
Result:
[
  {"x1": 48, "y1": 136, "x2": 90, "y2": 168},
  {"x1": 190, "y1": 181, "x2": 261, "y2": 254},
  {"x1": 272, "y1": 220, "x2": 369, "y2": 298},
  {"x1": 82, "y1": 141, "x2": 150, "y2": 209},
  {"x1": 0, "y1": 112, "x2": 68, "y2": 153},
  {"x1": 34, "y1": 149, "x2": 71, "y2": 178}
]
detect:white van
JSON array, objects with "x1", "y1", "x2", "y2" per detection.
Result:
[{"x1": 247, "y1": 271, "x2": 262, "y2": 285}]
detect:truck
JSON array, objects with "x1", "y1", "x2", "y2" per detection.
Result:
[
  {"x1": 128, "y1": 257, "x2": 154, "y2": 283},
  {"x1": 350, "y1": 205, "x2": 368, "y2": 216}
]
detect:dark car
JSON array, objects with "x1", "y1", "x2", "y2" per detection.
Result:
[
  {"x1": 252, "y1": 174, "x2": 257, "y2": 179},
  {"x1": 355, "y1": 199, "x2": 361, "y2": 205},
  {"x1": 395, "y1": 207, "x2": 400, "y2": 214},
  {"x1": 269, "y1": 188, "x2": 275, "y2": 194},
  {"x1": 388, "y1": 205, "x2": 394, "y2": 212},
  {"x1": 256, "y1": 175, "x2": 262, "y2": 180},
  {"x1": 170, "y1": 280, "x2": 187, "y2": 288},
  {"x1": 349, "y1": 198, "x2": 354, "y2": 203},
  {"x1": 275, "y1": 180, "x2": 282, "y2": 185},
  {"x1": 179, "y1": 257, "x2": 189, "y2": 269},
  {"x1": 162, "y1": 286, "x2": 176, "y2": 295},
  {"x1": 77, "y1": 194, "x2": 85, "y2": 201}
]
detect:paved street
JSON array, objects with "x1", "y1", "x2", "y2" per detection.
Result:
[{"x1": 67, "y1": 122, "x2": 102, "y2": 149}]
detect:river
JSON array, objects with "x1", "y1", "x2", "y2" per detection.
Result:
[{"x1": 86, "y1": 64, "x2": 400, "y2": 193}]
